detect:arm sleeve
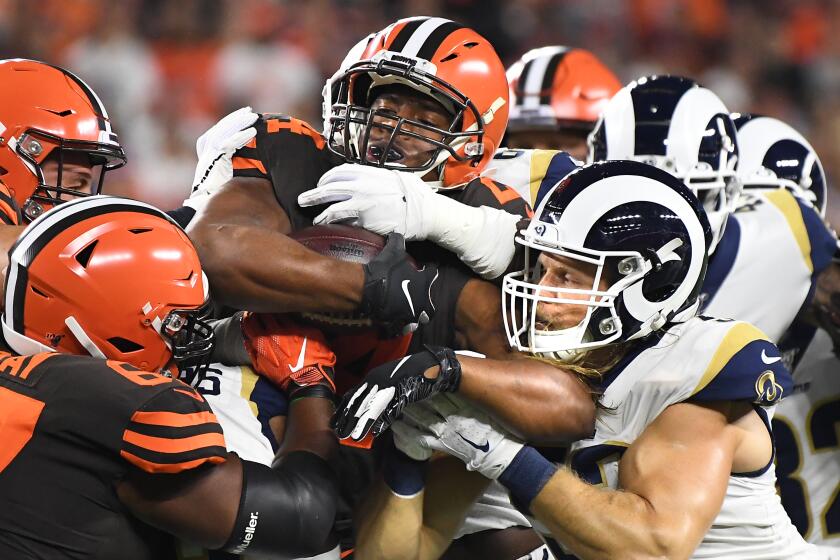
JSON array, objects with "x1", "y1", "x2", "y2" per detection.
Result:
[
  {"x1": 120, "y1": 384, "x2": 228, "y2": 474},
  {"x1": 689, "y1": 322, "x2": 794, "y2": 406}
]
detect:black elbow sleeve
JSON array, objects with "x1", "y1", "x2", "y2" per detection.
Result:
[{"x1": 222, "y1": 452, "x2": 338, "y2": 557}]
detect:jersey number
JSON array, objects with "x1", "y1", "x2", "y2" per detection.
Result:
[{"x1": 773, "y1": 397, "x2": 840, "y2": 539}]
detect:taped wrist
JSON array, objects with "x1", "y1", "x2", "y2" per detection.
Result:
[
  {"x1": 424, "y1": 345, "x2": 462, "y2": 392},
  {"x1": 222, "y1": 453, "x2": 338, "y2": 558},
  {"x1": 209, "y1": 312, "x2": 250, "y2": 366},
  {"x1": 423, "y1": 193, "x2": 519, "y2": 280},
  {"x1": 382, "y1": 440, "x2": 428, "y2": 498},
  {"x1": 498, "y1": 446, "x2": 557, "y2": 516}
]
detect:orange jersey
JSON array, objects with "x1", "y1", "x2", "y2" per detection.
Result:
[{"x1": 0, "y1": 351, "x2": 226, "y2": 559}]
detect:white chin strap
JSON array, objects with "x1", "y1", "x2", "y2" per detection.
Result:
[
  {"x1": 65, "y1": 315, "x2": 107, "y2": 359},
  {"x1": 529, "y1": 321, "x2": 590, "y2": 362}
]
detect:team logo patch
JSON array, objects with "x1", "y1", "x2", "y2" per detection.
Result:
[{"x1": 754, "y1": 370, "x2": 784, "y2": 403}]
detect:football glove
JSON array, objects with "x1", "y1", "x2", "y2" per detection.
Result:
[
  {"x1": 332, "y1": 345, "x2": 461, "y2": 442},
  {"x1": 299, "y1": 163, "x2": 522, "y2": 280},
  {"x1": 394, "y1": 393, "x2": 524, "y2": 480},
  {"x1": 361, "y1": 233, "x2": 438, "y2": 338},
  {"x1": 185, "y1": 106, "x2": 259, "y2": 211},
  {"x1": 241, "y1": 312, "x2": 337, "y2": 400}
]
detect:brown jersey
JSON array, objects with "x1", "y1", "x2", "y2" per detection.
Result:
[
  {"x1": 0, "y1": 351, "x2": 227, "y2": 560},
  {"x1": 0, "y1": 180, "x2": 22, "y2": 225},
  {"x1": 232, "y1": 114, "x2": 532, "y2": 349}
]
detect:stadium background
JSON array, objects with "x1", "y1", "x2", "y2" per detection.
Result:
[{"x1": 2, "y1": 0, "x2": 837, "y2": 226}]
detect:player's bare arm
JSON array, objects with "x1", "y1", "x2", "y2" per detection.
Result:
[
  {"x1": 117, "y1": 397, "x2": 339, "y2": 557},
  {"x1": 526, "y1": 400, "x2": 768, "y2": 560},
  {"x1": 188, "y1": 176, "x2": 365, "y2": 313},
  {"x1": 355, "y1": 455, "x2": 490, "y2": 560}
]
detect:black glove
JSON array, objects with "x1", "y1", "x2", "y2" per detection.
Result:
[
  {"x1": 361, "y1": 233, "x2": 438, "y2": 338},
  {"x1": 332, "y1": 345, "x2": 461, "y2": 441}
]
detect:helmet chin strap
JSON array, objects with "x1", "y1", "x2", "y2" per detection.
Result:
[
  {"x1": 65, "y1": 315, "x2": 107, "y2": 359},
  {"x1": 529, "y1": 321, "x2": 590, "y2": 363}
]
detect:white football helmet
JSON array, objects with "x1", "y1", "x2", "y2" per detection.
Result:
[
  {"x1": 588, "y1": 75, "x2": 740, "y2": 254},
  {"x1": 733, "y1": 113, "x2": 827, "y2": 216},
  {"x1": 502, "y1": 160, "x2": 712, "y2": 361}
]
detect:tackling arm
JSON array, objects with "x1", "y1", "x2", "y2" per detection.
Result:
[
  {"x1": 455, "y1": 279, "x2": 596, "y2": 444},
  {"x1": 524, "y1": 400, "x2": 755, "y2": 560},
  {"x1": 117, "y1": 399, "x2": 339, "y2": 557}
]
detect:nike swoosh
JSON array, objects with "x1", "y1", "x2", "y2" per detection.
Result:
[
  {"x1": 401, "y1": 279, "x2": 416, "y2": 317},
  {"x1": 389, "y1": 355, "x2": 411, "y2": 378},
  {"x1": 761, "y1": 349, "x2": 781, "y2": 365},
  {"x1": 456, "y1": 432, "x2": 490, "y2": 453},
  {"x1": 288, "y1": 337, "x2": 308, "y2": 372}
]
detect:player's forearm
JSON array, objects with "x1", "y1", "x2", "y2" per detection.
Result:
[
  {"x1": 528, "y1": 466, "x2": 690, "y2": 560},
  {"x1": 274, "y1": 397, "x2": 337, "y2": 465},
  {"x1": 457, "y1": 356, "x2": 595, "y2": 444},
  {"x1": 355, "y1": 479, "x2": 425, "y2": 560},
  {"x1": 191, "y1": 222, "x2": 364, "y2": 313}
]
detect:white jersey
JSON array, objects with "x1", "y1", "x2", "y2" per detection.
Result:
[
  {"x1": 773, "y1": 330, "x2": 840, "y2": 549},
  {"x1": 487, "y1": 148, "x2": 579, "y2": 207},
  {"x1": 549, "y1": 317, "x2": 815, "y2": 559},
  {"x1": 176, "y1": 363, "x2": 288, "y2": 560},
  {"x1": 701, "y1": 189, "x2": 836, "y2": 345}
]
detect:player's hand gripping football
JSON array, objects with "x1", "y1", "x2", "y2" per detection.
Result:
[
  {"x1": 332, "y1": 345, "x2": 461, "y2": 441},
  {"x1": 392, "y1": 393, "x2": 524, "y2": 480},
  {"x1": 241, "y1": 312, "x2": 337, "y2": 400},
  {"x1": 360, "y1": 233, "x2": 438, "y2": 338}
]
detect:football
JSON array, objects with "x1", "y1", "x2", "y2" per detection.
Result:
[
  {"x1": 289, "y1": 224, "x2": 386, "y2": 265},
  {"x1": 290, "y1": 224, "x2": 387, "y2": 329}
]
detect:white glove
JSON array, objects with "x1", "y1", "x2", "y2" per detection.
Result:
[
  {"x1": 394, "y1": 393, "x2": 524, "y2": 480},
  {"x1": 299, "y1": 164, "x2": 429, "y2": 238},
  {"x1": 299, "y1": 163, "x2": 522, "y2": 280},
  {"x1": 184, "y1": 106, "x2": 259, "y2": 211}
]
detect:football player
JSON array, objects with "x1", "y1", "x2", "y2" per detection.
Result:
[
  {"x1": 348, "y1": 161, "x2": 820, "y2": 559},
  {"x1": 731, "y1": 114, "x2": 840, "y2": 549},
  {"x1": 0, "y1": 197, "x2": 338, "y2": 559},
  {"x1": 186, "y1": 16, "x2": 595, "y2": 442},
  {"x1": 0, "y1": 58, "x2": 128, "y2": 301},
  {"x1": 504, "y1": 46, "x2": 620, "y2": 160}
]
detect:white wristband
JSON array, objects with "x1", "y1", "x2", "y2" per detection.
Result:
[{"x1": 421, "y1": 193, "x2": 520, "y2": 280}]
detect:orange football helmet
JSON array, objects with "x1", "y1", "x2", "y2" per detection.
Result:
[
  {"x1": 1, "y1": 197, "x2": 213, "y2": 376},
  {"x1": 0, "y1": 59, "x2": 126, "y2": 221},
  {"x1": 326, "y1": 17, "x2": 509, "y2": 188},
  {"x1": 507, "y1": 46, "x2": 621, "y2": 133}
]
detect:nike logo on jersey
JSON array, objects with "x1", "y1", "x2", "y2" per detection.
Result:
[
  {"x1": 457, "y1": 432, "x2": 490, "y2": 453},
  {"x1": 288, "y1": 337, "x2": 308, "y2": 372},
  {"x1": 761, "y1": 349, "x2": 781, "y2": 365},
  {"x1": 401, "y1": 280, "x2": 415, "y2": 317}
]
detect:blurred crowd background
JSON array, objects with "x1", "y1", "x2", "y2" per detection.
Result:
[{"x1": 1, "y1": 0, "x2": 838, "y2": 226}]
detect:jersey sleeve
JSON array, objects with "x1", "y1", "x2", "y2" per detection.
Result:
[
  {"x1": 489, "y1": 148, "x2": 579, "y2": 208},
  {"x1": 232, "y1": 114, "x2": 341, "y2": 230},
  {"x1": 460, "y1": 177, "x2": 533, "y2": 219},
  {"x1": 120, "y1": 383, "x2": 228, "y2": 474},
  {"x1": 764, "y1": 189, "x2": 837, "y2": 279},
  {"x1": 0, "y1": 180, "x2": 22, "y2": 225},
  {"x1": 689, "y1": 321, "x2": 794, "y2": 406}
]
